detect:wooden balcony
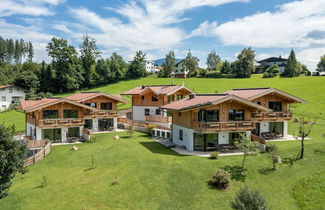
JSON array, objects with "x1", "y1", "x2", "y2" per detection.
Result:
[
  {"x1": 251, "y1": 112, "x2": 292, "y2": 121},
  {"x1": 38, "y1": 118, "x2": 84, "y2": 128},
  {"x1": 145, "y1": 115, "x2": 172, "y2": 123},
  {"x1": 193, "y1": 121, "x2": 255, "y2": 131},
  {"x1": 84, "y1": 110, "x2": 118, "y2": 118}
]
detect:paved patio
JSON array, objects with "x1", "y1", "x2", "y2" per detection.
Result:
[{"x1": 266, "y1": 134, "x2": 311, "y2": 142}]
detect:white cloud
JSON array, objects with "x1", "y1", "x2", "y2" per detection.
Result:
[
  {"x1": 297, "y1": 48, "x2": 325, "y2": 71},
  {"x1": 0, "y1": 0, "x2": 65, "y2": 17},
  {"x1": 190, "y1": 21, "x2": 218, "y2": 37}
]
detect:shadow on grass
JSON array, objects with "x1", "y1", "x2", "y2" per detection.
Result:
[
  {"x1": 83, "y1": 167, "x2": 96, "y2": 172},
  {"x1": 258, "y1": 167, "x2": 276, "y2": 175},
  {"x1": 139, "y1": 141, "x2": 184, "y2": 157},
  {"x1": 221, "y1": 165, "x2": 247, "y2": 182},
  {"x1": 282, "y1": 157, "x2": 298, "y2": 166},
  {"x1": 314, "y1": 149, "x2": 325, "y2": 155}
]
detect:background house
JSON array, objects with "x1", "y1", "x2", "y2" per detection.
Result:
[
  {"x1": 0, "y1": 85, "x2": 26, "y2": 111},
  {"x1": 172, "y1": 60, "x2": 189, "y2": 78},
  {"x1": 143, "y1": 60, "x2": 159, "y2": 73},
  {"x1": 255, "y1": 56, "x2": 288, "y2": 73}
]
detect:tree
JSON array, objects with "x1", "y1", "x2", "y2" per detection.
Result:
[
  {"x1": 162, "y1": 50, "x2": 176, "y2": 77},
  {"x1": 6, "y1": 39, "x2": 15, "y2": 64},
  {"x1": 46, "y1": 37, "x2": 84, "y2": 93},
  {"x1": 184, "y1": 50, "x2": 199, "y2": 77},
  {"x1": 39, "y1": 61, "x2": 55, "y2": 93},
  {"x1": 27, "y1": 41, "x2": 33, "y2": 62},
  {"x1": 283, "y1": 49, "x2": 298, "y2": 77},
  {"x1": 96, "y1": 59, "x2": 110, "y2": 84},
  {"x1": 80, "y1": 35, "x2": 101, "y2": 87},
  {"x1": 234, "y1": 134, "x2": 259, "y2": 171},
  {"x1": 14, "y1": 40, "x2": 21, "y2": 64},
  {"x1": 294, "y1": 118, "x2": 315, "y2": 160},
  {"x1": 127, "y1": 50, "x2": 147, "y2": 79},
  {"x1": 266, "y1": 64, "x2": 280, "y2": 75},
  {"x1": 230, "y1": 186, "x2": 269, "y2": 210},
  {"x1": 206, "y1": 50, "x2": 221, "y2": 71},
  {"x1": 317, "y1": 55, "x2": 325, "y2": 72},
  {"x1": 220, "y1": 60, "x2": 231, "y2": 74},
  {"x1": 109, "y1": 53, "x2": 128, "y2": 81},
  {"x1": 234, "y1": 48, "x2": 255, "y2": 78},
  {"x1": 0, "y1": 124, "x2": 27, "y2": 199}
]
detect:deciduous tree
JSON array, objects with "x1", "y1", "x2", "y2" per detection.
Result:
[
  {"x1": 317, "y1": 55, "x2": 325, "y2": 72},
  {"x1": 206, "y1": 50, "x2": 221, "y2": 71}
]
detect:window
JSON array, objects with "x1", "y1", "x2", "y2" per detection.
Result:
[
  {"x1": 156, "y1": 109, "x2": 161, "y2": 115},
  {"x1": 152, "y1": 95, "x2": 158, "y2": 102},
  {"x1": 100, "y1": 102, "x2": 112, "y2": 110},
  {"x1": 1, "y1": 96, "x2": 6, "y2": 101},
  {"x1": 141, "y1": 95, "x2": 145, "y2": 100},
  {"x1": 9, "y1": 88, "x2": 12, "y2": 93},
  {"x1": 198, "y1": 110, "x2": 219, "y2": 122},
  {"x1": 229, "y1": 132, "x2": 246, "y2": 145},
  {"x1": 269, "y1": 102, "x2": 282, "y2": 112},
  {"x1": 64, "y1": 110, "x2": 78, "y2": 118},
  {"x1": 11, "y1": 96, "x2": 20, "y2": 103},
  {"x1": 178, "y1": 112, "x2": 182, "y2": 117},
  {"x1": 67, "y1": 127, "x2": 80, "y2": 138},
  {"x1": 228, "y1": 110, "x2": 244, "y2": 121},
  {"x1": 256, "y1": 101, "x2": 261, "y2": 105},
  {"x1": 42, "y1": 128, "x2": 61, "y2": 142},
  {"x1": 176, "y1": 95, "x2": 183, "y2": 100},
  {"x1": 84, "y1": 119, "x2": 93, "y2": 129},
  {"x1": 145, "y1": 109, "x2": 150, "y2": 116},
  {"x1": 179, "y1": 129, "x2": 183, "y2": 140},
  {"x1": 2, "y1": 105, "x2": 6, "y2": 110},
  {"x1": 85, "y1": 103, "x2": 96, "y2": 108},
  {"x1": 43, "y1": 110, "x2": 59, "y2": 119},
  {"x1": 269, "y1": 122, "x2": 284, "y2": 137},
  {"x1": 168, "y1": 95, "x2": 174, "y2": 102}
]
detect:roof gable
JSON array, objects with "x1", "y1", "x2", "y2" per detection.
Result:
[
  {"x1": 66, "y1": 92, "x2": 126, "y2": 103},
  {"x1": 122, "y1": 85, "x2": 193, "y2": 96}
]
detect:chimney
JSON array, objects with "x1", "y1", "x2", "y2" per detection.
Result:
[
  {"x1": 189, "y1": 94, "x2": 195, "y2": 99},
  {"x1": 141, "y1": 85, "x2": 145, "y2": 89}
]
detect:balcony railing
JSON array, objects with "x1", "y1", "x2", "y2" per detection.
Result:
[
  {"x1": 145, "y1": 115, "x2": 172, "y2": 123},
  {"x1": 251, "y1": 112, "x2": 292, "y2": 121},
  {"x1": 84, "y1": 110, "x2": 118, "y2": 117},
  {"x1": 193, "y1": 121, "x2": 255, "y2": 131},
  {"x1": 39, "y1": 118, "x2": 84, "y2": 127}
]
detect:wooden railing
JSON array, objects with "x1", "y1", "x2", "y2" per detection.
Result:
[
  {"x1": 251, "y1": 112, "x2": 292, "y2": 121},
  {"x1": 145, "y1": 115, "x2": 172, "y2": 123},
  {"x1": 251, "y1": 134, "x2": 266, "y2": 144},
  {"x1": 193, "y1": 121, "x2": 255, "y2": 131},
  {"x1": 38, "y1": 118, "x2": 84, "y2": 127},
  {"x1": 84, "y1": 110, "x2": 118, "y2": 117},
  {"x1": 24, "y1": 140, "x2": 51, "y2": 167},
  {"x1": 117, "y1": 117, "x2": 171, "y2": 130}
]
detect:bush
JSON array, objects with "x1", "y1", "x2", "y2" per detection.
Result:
[
  {"x1": 262, "y1": 72, "x2": 275, "y2": 78},
  {"x1": 209, "y1": 151, "x2": 219, "y2": 159},
  {"x1": 146, "y1": 124, "x2": 156, "y2": 136},
  {"x1": 208, "y1": 169, "x2": 231, "y2": 190},
  {"x1": 205, "y1": 71, "x2": 236, "y2": 78},
  {"x1": 230, "y1": 186, "x2": 269, "y2": 210},
  {"x1": 265, "y1": 143, "x2": 278, "y2": 153}
]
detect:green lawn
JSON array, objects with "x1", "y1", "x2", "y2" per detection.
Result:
[
  {"x1": 0, "y1": 127, "x2": 325, "y2": 209},
  {"x1": 1, "y1": 75, "x2": 325, "y2": 209},
  {"x1": 0, "y1": 110, "x2": 25, "y2": 133}
]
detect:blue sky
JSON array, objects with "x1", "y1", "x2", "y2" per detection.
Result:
[{"x1": 1, "y1": 0, "x2": 325, "y2": 70}]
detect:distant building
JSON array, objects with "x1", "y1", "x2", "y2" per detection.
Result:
[
  {"x1": 256, "y1": 56, "x2": 288, "y2": 73},
  {"x1": 172, "y1": 60, "x2": 189, "y2": 78},
  {"x1": 143, "y1": 60, "x2": 159, "y2": 73},
  {"x1": 0, "y1": 85, "x2": 26, "y2": 111}
]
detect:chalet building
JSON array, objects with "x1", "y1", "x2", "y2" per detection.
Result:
[
  {"x1": 255, "y1": 56, "x2": 288, "y2": 73},
  {"x1": 20, "y1": 92, "x2": 125, "y2": 143},
  {"x1": 161, "y1": 88, "x2": 306, "y2": 151},
  {"x1": 0, "y1": 85, "x2": 26, "y2": 111},
  {"x1": 122, "y1": 85, "x2": 193, "y2": 128},
  {"x1": 171, "y1": 60, "x2": 189, "y2": 78}
]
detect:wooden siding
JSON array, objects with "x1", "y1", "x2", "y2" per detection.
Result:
[
  {"x1": 252, "y1": 93, "x2": 290, "y2": 111},
  {"x1": 172, "y1": 100, "x2": 256, "y2": 129},
  {"x1": 81, "y1": 95, "x2": 118, "y2": 110}
]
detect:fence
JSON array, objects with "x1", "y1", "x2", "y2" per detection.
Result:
[{"x1": 24, "y1": 140, "x2": 51, "y2": 167}]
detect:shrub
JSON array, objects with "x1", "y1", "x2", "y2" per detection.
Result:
[
  {"x1": 209, "y1": 151, "x2": 219, "y2": 159},
  {"x1": 262, "y1": 72, "x2": 275, "y2": 78},
  {"x1": 208, "y1": 169, "x2": 231, "y2": 190},
  {"x1": 41, "y1": 175, "x2": 48, "y2": 188},
  {"x1": 205, "y1": 71, "x2": 236, "y2": 78},
  {"x1": 230, "y1": 186, "x2": 269, "y2": 210},
  {"x1": 111, "y1": 176, "x2": 120, "y2": 186},
  {"x1": 146, "y1": 124, "x2": 155, "y2": 136},
  {"x1": 265, "y1": 143, "x2": 278, "y2": 153}
]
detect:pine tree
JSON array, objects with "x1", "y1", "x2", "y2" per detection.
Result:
[
  {"x1": 27, "y1": 41, "x2": 33, "y2": 62},
  {"x1": 0, "y1": 37, "x2": 6, "y2": 62},
  {"x1": 14, "y1": 40, "x2": 21, "y2": 64},
  {"x1": 6, "y1": 39, "x2": 15, "y2": 64},
  {"x1": 231, "y1": 186, "x2": 269, "y2": 210},
  {"x1": 283, "y1": 49, "x2": 298, "y2": 77},
  {"x1": 127, "y1": 51, "x2": 147, "y2": 79}
]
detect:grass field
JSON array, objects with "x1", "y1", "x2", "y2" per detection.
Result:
[{"x1": 1, "y1": 75, "x2": 325, "y2": 209}]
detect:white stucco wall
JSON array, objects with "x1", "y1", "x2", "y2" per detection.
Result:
[
  {"x1": 260, "y1": 121, "x2": 269, "y2": 134},
  {"x1": 218, "y1": 131, "x2": 229, "y2": 144},
  {"x1": 172, "y1": 124, "x2": 194, "y2": 150},
  {"x1": 0, "y1": 86, "x2": 25, "y2": 111},
  {"x1": 93, "y1": 118, "x2": 99, "y2": 132},
  {"x1": 132, "y1": 106, "x2": 166, "y2": 121},
  {"x1": 283, "y1": 121, "x2": 288, "y2": 137}
]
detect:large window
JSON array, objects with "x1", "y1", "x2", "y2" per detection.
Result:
[
  {"x1": 198, "y1": 110, "x2": 219, "y2": 122},
  {"x1": 85, "y1": 103, "x2": 97, "y2": 108},
  {"x1": 42, "y1": 128, "x2": 61, "y2": 142},
  {"x1": 176, "y1": 95, "x2": 183, "y2": 100},
  {"x1": 100, "y1": 102, "x2": 112, "y2": 110},
  {"x1": 68, "y1": 127, "x2": 80, "y2": 138},
  {"x1": 229, "y1": 110, "x2": 244, "y2": 121},
  {"x1": 156, "y1": 109, "x2": 161, "y2": 115},
  {"x1": 145, "y1": 109, "x2": 150, "y2": 116},
  {"x1": 194, "y1": 133, "x2": 218, "y2": 151},
  {"x1": 269, "y1": 102, "x2": 282, "y2": 112},
  {"x1": 152, "y1": 95, "x2": 158, "y2": 102},
  {"x1": 64, "y1": 110, "x2": 78, "y2": 118},
  {"x1": 168, "y1": 95, "x2": 174, "y2": 102},
  {"x1": 43, "y1": 110, "x2": 59, "y2": 119},
  {"x1": 84, "y1": 119, "x2": 93, "y2": 129},
  {"x1": 229, "y1": 132, "x2": 246, "y2": 145},
  {"x1": 269, "y1": 122, "x2": 284, "y2": 137}
]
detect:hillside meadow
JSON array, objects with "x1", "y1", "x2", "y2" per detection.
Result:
[{"x1": 0, "y1": 75, "x2": 325, "y2": 209}]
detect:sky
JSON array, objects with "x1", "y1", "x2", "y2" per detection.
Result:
[{"x1": 1, "y1": 0, "x2": 325, "y2": 70}]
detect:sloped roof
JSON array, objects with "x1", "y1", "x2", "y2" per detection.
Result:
[
  {"x1": 161, "y1": 94, "x2": 271, "y2": 112},
  {"x1": 225, "y1": 88, "x2": 307, "y2": 103},
  {"x1": 122, "y1": 85, "x2": 193, "y2": 96},
  {"x1": 258, "y1": 57, "x2": 288, "y2": 63},
  {"x1": 20, "y1": 97, "x2": 99, "y2": 113},
  {"x1": 0, "y1": 84, "x2": 25, "y2": 90},
  {"x1": 65, "y1": 92, "x2": 126, "y2": 103}
]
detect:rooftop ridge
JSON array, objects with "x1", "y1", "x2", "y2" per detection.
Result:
[
  {"x1": 46, "y1": 97, "x2": 62, "y2": 99},
  {"x1": 193, "y1": 93, "x2": 229, "y2": 96},
  {"x1": 80, "y1": 91, "x2": 101, "y2": 93},
  {"x1": 144, "y1": 85, "x2": 177, "y2": 87},
  {"x1": 232, "y1": 87, "x2": 270, "y2": 91}
]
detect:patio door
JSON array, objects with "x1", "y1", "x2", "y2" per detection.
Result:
[
  {"x1": 98, "y1": 119, "x2": 114, "y2": 131},
  {"x1": 252, "y1": 123, "x2": 260, "y2": 136},
  {"x1": 193, "y1": 133, "x2": 218, "y2": 151},
  {"x1": 269, "y1": 122, "x2": 284, "y2": 137},
  {"x1": 42, "y1": 128, "x2": 61, "y2": 142}
]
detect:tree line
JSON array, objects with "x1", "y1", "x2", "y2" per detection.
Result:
[
  {"x1": 0, "y1": 36, "x2": 33, "y2": 64},
  {"x1": 0, "y1": 35, "x2": 148, "y2": 98}
]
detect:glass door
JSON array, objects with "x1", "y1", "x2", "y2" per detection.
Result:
[
  {"x1": 42, "y1": 128, "x2": 61, "y2": 142},
  {"x1": 194, "y1": 133, "x2": 205, "y2": 151},
  {"x1": 252, "y1": 123, "x2": 260, "y2": 136},
  {"x1": 205, "y1": 133, "x2": 218, "y2": 151},
  {"x1": 269, "y1": 122, "x2": 284, "y2": 137}
]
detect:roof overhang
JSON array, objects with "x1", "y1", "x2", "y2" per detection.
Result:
[
  {"x1": 247, "y1": 88, "x2": 307, "y2": 104},
  {"x1": 166, "y1": 86, "x2": 194, "y2": 96},
  {"x1": 75, "y1": 93, "x2": 126, "y2": 104}
]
